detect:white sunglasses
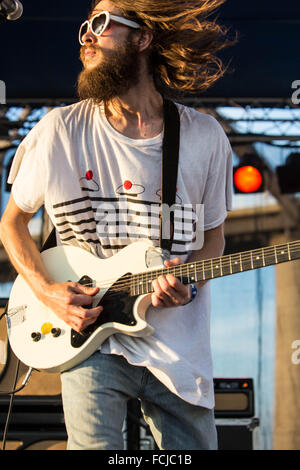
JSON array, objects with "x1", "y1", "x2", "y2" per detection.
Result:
[{"x1": 79, "y1": 10, "x2": 141, "y2": 45}]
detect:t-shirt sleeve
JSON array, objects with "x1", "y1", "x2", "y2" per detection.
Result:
[
  {"x1": 8, "y1": 110, "x2": 57, "y2": 213},
  {"x1": 202, "y1": 118, "x2": 233, "y2": 231}
]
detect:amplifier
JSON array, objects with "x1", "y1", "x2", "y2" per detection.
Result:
[{"x1": 214, "y1": 378, "x2": 254, "y2": 418}]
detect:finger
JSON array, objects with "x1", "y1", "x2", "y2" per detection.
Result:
[
  {"x1": 66, "y1": 283, "x2": 101, "y2": 307},
  {"x1": 164, "y1": 257, "x2": 182, "y2": 267},
  {"x1": 156, "y1": 275, "x2": 186, "y2": 304},
  {"x1": 69, "y1": 306, "x2": 102, "y2": 332},
  {"x1": 165, "y1": 274, "x2": 190, "y2": 299},
  {"x1": 70, "y1": 283, "x2": 100, "y2": 296},
  {"x1": 152, "y1": 292, "x2": 174, "y2": 308},
  {"x1": 71, "y1": 305, "x2": 103, "y2": 320},
  {"x1": 152, "y1": 279, "x2": 179, "y2": 307},
  {"x1": 70, "y1": 318, "x2": 96, "y2": 333},
  {"x1": 151, "y1": 292, "x2": 164, "y2": 308},
  {"x1": 66, "y1": 292, "x2": 96, "y2": 307}
]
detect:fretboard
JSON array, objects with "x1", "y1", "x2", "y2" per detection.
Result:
[{"x1": 128, "y1": 240, "x2": 300, "y2": 296}]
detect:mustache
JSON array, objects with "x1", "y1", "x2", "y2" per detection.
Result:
[
  {"x1": 80, "y1": 45, "x2": 102, "y2": 63},
  {"x1": 81, "y1": 45, "x2": 101, "y2": 53}
]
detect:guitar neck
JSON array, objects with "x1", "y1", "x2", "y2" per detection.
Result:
[{"x1": 129, "y1": 240, "x2": 300, "y2": 296}]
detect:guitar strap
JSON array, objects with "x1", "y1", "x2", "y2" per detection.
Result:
[
  {"x1": 42, "y1": 98, "x2": 180, "y2": 255},
  {"x1": 160, "y1": 98, "x2": 180, "y2": 255}
]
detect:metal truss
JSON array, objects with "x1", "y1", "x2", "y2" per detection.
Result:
[
  {"x1": 182, "y1": 97, "x2": 300, "y2": 148},
  {"x1": 1, "y1": 96, "x2": 300, "y2": 149}
]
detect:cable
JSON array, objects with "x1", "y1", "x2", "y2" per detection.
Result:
[
  {"x1": 0, "y1": 305, "x2": 33, "y2": 395},
  {"x1": 0, "y1": 366, "x2": 33, "y2": 395},
  {"x1": 1, "y1": 358, "x2": 20, "y2": 451},
  {"x1": 0, "y1": 305, "x2": 34, "y2": 450},
  {"x1": 0, "y1": 364, "x2": 34, "y2": 451}
]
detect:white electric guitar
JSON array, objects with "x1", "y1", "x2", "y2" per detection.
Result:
[{"x1": 6, "y1": 238, "x2": 300, "y2": 373}]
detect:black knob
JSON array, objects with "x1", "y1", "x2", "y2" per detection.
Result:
[
  {"x1": 31, "y1": 332, "x2": 41, "y2": 342},
  {"x1": 51, "y1": 328, "x2": 61, "y2": 337}
]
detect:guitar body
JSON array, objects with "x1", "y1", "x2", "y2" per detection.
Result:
[
  {"x1": 7, "y1": 240, "x2": 162, "y2": 373},
  {"x1": 7, "y1": 236, "x2": 300, "y2": 374}
]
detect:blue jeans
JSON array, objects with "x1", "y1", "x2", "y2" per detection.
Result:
[{"x1": 60, "y1": 351, "x2": 218, "y2": 450}]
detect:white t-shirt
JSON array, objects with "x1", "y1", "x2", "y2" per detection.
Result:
[{"x1": 9, "y1": 99, "x2": 232, "y2": 408}]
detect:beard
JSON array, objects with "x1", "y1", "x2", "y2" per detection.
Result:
[{"x1": 77, "y1": 35, "x2": 141, "y2": 105}]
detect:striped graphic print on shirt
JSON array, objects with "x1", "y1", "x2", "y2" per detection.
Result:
[{"x1": 52, "y1": 195, "x2": 200, "y2": 258}]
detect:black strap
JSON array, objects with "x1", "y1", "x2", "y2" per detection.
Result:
[
  {"x1": 42, "y1": 98, "x2": 181, "y2": 255},
  {"x1": 159, "y1": 98, "x2": 180, "y2": 254},
  {"x1": 41, "y1": 224, "x2": 57, "y2": 252}
]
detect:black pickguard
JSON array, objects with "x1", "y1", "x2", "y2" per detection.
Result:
[{"x1": 71, "y1": 273, "x2": 138, "y2": 348}]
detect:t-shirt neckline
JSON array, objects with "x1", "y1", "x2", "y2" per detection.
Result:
[{"x1": 97, "y1": 102, "x2": 163, "y2": 147}]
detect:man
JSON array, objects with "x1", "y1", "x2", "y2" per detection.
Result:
[{"x1": 0, "y1": 0, "x2": 233, "y2": 450}]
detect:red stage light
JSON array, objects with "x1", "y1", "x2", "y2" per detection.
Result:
[{"x1": 233, "y1": 165, "x2": 263, "y2": 193}]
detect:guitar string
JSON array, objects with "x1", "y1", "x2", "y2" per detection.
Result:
[
  {"x1": 73, "y1": 241, "x2": 300, "y2": 294},
  {"x1": 82, "y1": 240, "x2": 300, "y2": 290},
  {"x1": 77, "y1": 242, "x2": 300, "y2": 292}
]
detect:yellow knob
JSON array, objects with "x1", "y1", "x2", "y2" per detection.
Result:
[{"x1": 41, "y1": 322, "x2": 53, "y2": 335}]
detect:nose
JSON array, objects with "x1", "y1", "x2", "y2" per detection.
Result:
[{"x1": 81, "y1": 24, "x2": 98, "y2": 45}]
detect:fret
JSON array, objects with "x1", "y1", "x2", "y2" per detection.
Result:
[
  {"x1": 240, "y1": 252, "x2": 252, "y2": 271},
  {"x1": 211, "y1": 259, "x2": 214, "y2": 278},
  {"x1": 187, "y1": 264, "x2": 196, "y2": 283},
  {"x1": 143, "y1": 273, "x2": 147, "y2": 295},
  {"x1": 194, "y1": 264, "x2": 198, "y2": 282},
  {"x1": 252, "y1": 248, "x2": 264, "y2": 269},
  {"x1": 146, "y1": 270, "x2": 159, "y2": 295},
  {"x1": 275, "y1": 244, "x2": 290, "y2": 264},
  {"x1": 203, "y1": 259, "x2": 212, "y2": 280},
  {"x1": 185, "y1": 265, "x2": 190, "y2": 283},
  {"x1": 288, "y1": 243, "x2": 291, "y2": 261},
  {"x1": 202, "y1": 261, "x2": 206, "y2": 281},
  {"x1": 274, "y1": 246, "x2": 278, "y2": 264},
  {"x1": 211, "y1": 258, "x2": 222, "y2": 278},
  {"x1": 229, "y1": 253, "x2": 242, "y2": 274},
  {"x1": 141, "y1": 270, "x2": 144, "y2": 295},
  {"x1": 148, "y1": 277, "x2": 153, "y2": 294},
  {"x1": 229, "y1": 255, "x2": 233, "y2": 274},
  {"x1": 132, "y1": 277, "x2": 137, "y2": 296},
  {"x1": 219, "y1": 255, "x2": 231, "y2": 276},
  {"x1": 290, "y1": 242, "x2": 300, "y2": 261},
  {"x1": 138, "y1": 274, "x2": 142, "y2": 295},
  {"x1": 239, "y1": 253, "x2": 243, "y2": 272},
  {"x1": 179, "y1": 264, "x2": 184, "y2": 283},
  {"x1": 263, "y1": 246, "x2": 276, "y2": 267},
  {"x1": 220, "y1": 257, "x2": 223, "y2": 276},
  {"x1": 250, "y1": 252, "x2": 254, "y2": 270}
]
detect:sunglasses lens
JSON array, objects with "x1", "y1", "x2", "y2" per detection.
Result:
[
  {"x1": 91, "y1": 13, "x2": 107, "y2": 35},
  {"x1": 79, "y1": 22, "x2": 88, "y2": 43}
]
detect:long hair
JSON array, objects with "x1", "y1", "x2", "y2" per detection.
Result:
[{"x1": 91, "y1": 0, "x2": 236, "y2": 98}]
